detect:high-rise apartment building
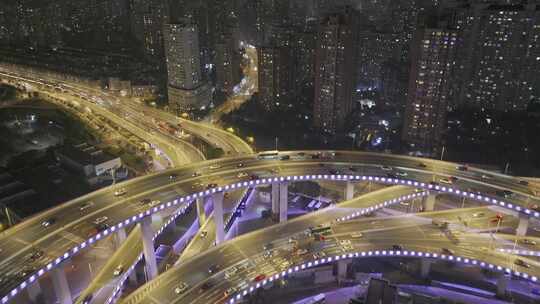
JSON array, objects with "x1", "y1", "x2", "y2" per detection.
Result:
[
  {"x1": 164, "y1": 21, "x2": 211, "y2": 113},
  {"x1": 215, "y1": 31, "x2": 241, "y2": 95},
  {"x1": 131, "y1": 0, "x2": 170, "y2": 59},
  {"x1": 313, "y1": 9, "x2": 359, "y2": 133},
  {"x1": 257, "y1": 45, "x2": 294, "y2": 111},
  {"x1": 449, "y1": 4, "x2": 540, "y2": 111},
  {"x1": 402, "y1": 25, "x2": 458, "y2": 155}
]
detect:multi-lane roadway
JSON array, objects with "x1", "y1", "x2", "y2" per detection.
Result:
[{"x1": 1, "y1": 151, "x2": 539, "y2": 303}]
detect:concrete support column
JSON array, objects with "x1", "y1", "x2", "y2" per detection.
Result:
[
  {"x1": 114, "y1": 227, "x2": 127, "y2": 250},
  {"x1": 151, "y1": 213, "x2": 163, "y2": 228},
  {"x1": 420, "y1": 259, "x2": 431, "y2": 279},
  {"x1": 51, "y1": 266, "x2": 72, "y2": 304},
  {"x1": 344, "y1": 181, "x2": 354, "y2": 201},
  {"x1": 422, "y1": 193, "x2": 436, "y2": 212},
  {"x1": 140, "y1": 216, "x2": 158, "y2": 280},
  {"x1": 516, "y1": 215, "x2": 529, "y2": 236},
  {"x1": 279, "y1": 182, "x2": 289, "y2": 223},
  {"x1": 196, "y1": 197, "x2": 206, "y2": 227},
  {"x1": 496, "y1": 274, "x2": 510, "y2": 298},
  {"x1": 27, "y1": 280, "x2": 42, "y2": 303},
  {"x1": 336, "y1": 260, "x2": 349, "y2": 284},
  {"x1": 271, "y1": 182, "x2": 279, "y2": 218},
  {"x1": 213, "y1": 192, "x2": 225, "y2": 245}
]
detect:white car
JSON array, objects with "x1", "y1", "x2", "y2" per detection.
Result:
[
  {"x1": 93, "y1": 216, "x2": 108, "y2": 225},
  {"x1": 113, "y1": 264, "x2": 124, "y2": 276},
  {"x1": 209, "y1": 164, "x2": 221, "y2": 170},
  {"x1": 339, "y1": 240, "x2": 352, "y2": 246},
  {"x1": 439, "y1": 178, "x2": 453, "y2": 184},
  {"x1": 381, "y1": 165, "x2": 393, "y2": 171},
  {"x1": 351, "y1": 232, "x2": 363, "y2": 238},
  {"x1": 472, "y1": 212, "x2": 485, "y2": 218},
  {"x1": 79, "y1": 201, "x2": 94, "y2": 211},
  {"x1": 174, "y1": 282, "x2": 189, "y2": 294},
  {"x1": 114, "y1": 188, "x2": 127, "y2": 196},
  {"x1": 237, "y1": 172, "x2": 248, "y2": 178}
]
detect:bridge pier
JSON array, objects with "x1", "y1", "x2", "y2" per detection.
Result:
[
  {"x1": 496, "y1": 274, "x2": 510, "y2": 298},
  {"x1": 213, "y1": 192, "x2": 225, "y2": 245},
  {"x1": 196, "y1": 197, "x2": 207, "y2": 227},
  {"x1": 516, "y1": 214, "x2": 529, "y2": 236},
  {"x1": 420, "y1": 259, "x2": 431, "y2": 279},
  {"x1": 27, "y1": 280, "x2": 42, "y2": 303},
  {"x1": 344, "y1": 181, "x2": 354, "y2": 201},
  {"x1": 422, "y1": 192, "x2": 437, "y2": 212},
  {"x1": 336, "y1": 260, "x2": 350, "y2": 284},
  {"x1": 114, "y1": 227, "x2": 127, "y2": 249},
  {"x1": 279, "y1": 182, "x2": 289, "y2": 223},
  {"x1": 271, "y1": 182, "x2": 279, "y2": 219},
  {"x1": 51, "y1": 265, "x2": 72, "y2": 304},
  {"x1": 140, "y1": 216, "x2": 158, "y2": 281}
]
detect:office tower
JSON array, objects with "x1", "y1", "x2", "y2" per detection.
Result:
[
  {"x1": 215, "y1": 31, "x2": 241, "y2": 96},
  {"x1": 164, "y1": 20, "x2": 211, "y2": 114},
  {"x1": 402, "y1": 24, "x2": 458, "y2": 155},
  {"x1": 313, "y1": 9, "x2": 359, "y2": 133}
]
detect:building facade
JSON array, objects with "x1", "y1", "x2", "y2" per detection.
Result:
[
  {"x1": 164, "y1": 21, "x2": 210, "y2": 113},
  {"x1": 313, "y1": 9, "x2": 359, "y2": 133}
]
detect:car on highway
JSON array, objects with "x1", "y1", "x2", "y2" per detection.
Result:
[
  {"x1": 93, "y1": 216, "x2": 108, "y2": 225},
  {"x1": 496, "y1": 190, "x2": 514, "y2": 198},
  {"x1": 481, "y1": 174, "x2": 493, "y2": 180},
  {"x1": 174, "y1": 282, "x2": 189, "y2": 294},
  {"x1": 313, "y1": 252, "x2": 326, "y2": 259},
  {"x1": 253, "y1": 274, "x2": 266, "y2": 282},
  {"x1": 280, "y1": 155, "x2": 290, "y2": 160},
  {"x1": 386, "y1": 173, "x2": 397, "y2": 179},
  {"x1": 351, "y1": 232, "x2": 364, "y2": 238},
  {"x1": 439, "y1": 178, "x2": 453, "y2": 184},
  {"x1": 520, "y1": 239, "x2": 537, "y2": 246},
  {"x1": 41, "y1": 218, "x2": 57, "y2": 228},
  {"x1": 79, "y1": 201, "x2": 94, "y2": 211},
  {"x1": 191, "y1": 172, "x2": 201, "y2": 177},
  {"x1": 491, "y1": 214, "x2": 504, "y2": 223},
  {"x1": 441, "y1": 248, "x2": 454, "y2": 255},
  {"x1": 417, "y1": 162, "x2": 427, "y2": 168},
  {"x1": 237, "y1": 172, "x2": 248, "y2": 178},
  {"x1": 224, "y1": 287, "x2": 237, "y2": 297},
  {"x1": 395, "y1": 171, "x2": 408, "y2": 177},
  {"x1": 456, "y1": 165, "x2": 468, "y2": 171},
  {"x1": 114, "y1": 188, "x2": 127, "y2": 196},
  {"x1": 199, "y1": 281, "x2": 213, "y2": 293},
  {"x1": 169, "y1": 173, "x2": 178, "y2": 180},
  {"x1": 339, "y1": 240, "x2": 352, "y2": 246},
  {"x1": 515, "y1": 258, "x2": 531, "y2": 268},
  {"x1": 472, "y1": 212, "x2": 485, "y2": 218},
  {"x1": 113, "y1": 264, "x2": 124, "y2": 276},
  {"x1": 208, "y1": 264, "x2": 220, "y2": 274},
  {"x1": 200, "y1": 230, "x2": 208, "y2": 238},
  {"x1": 381, "y1": 165, "x2": 393, "y2": 171},
  {"x1": 263, "y1": 243, "x2": 273, "y2": 251},
  {"x1": 392, "y1": 244, "x2": 404, "y2": 251},
  {"x1": 519, "y1": 180, "x2": 529, "y2": 186},
  {"x1": 209, "y1": 164, "x2": 221, "y2": 170},
  {"x1": 28, "y1": 250, "x2": 44, "y2": 262},
  {"x1": 237, "y1": 163, "x2": 245, "y2": 168},
  {"x1": 295, "y1": 249, "x2": 308, "y2": 256},
  {"x1": 95, "y1": 223, "x2": 109, "y2": 233},
  {"x1": 206, "y1": 183, "x2": 218, "y2": 189}
]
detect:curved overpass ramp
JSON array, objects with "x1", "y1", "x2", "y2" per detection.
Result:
[{"x1": 1, "y1": 151, "x2": 539, "y2": 303}]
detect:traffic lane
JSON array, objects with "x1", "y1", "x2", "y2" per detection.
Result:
[
  {"x1": 127, "y1": 206, "x2": 538, "y2": 304},
  {"x1": 120, "y1": 187, "x2": 424, "y2": 303},
  {"x1": 178, "y1": 190, "x2": 246, "y2": 262},
  {"x1": 187, "y1": 232, "x2": 538, "y2": 304}
]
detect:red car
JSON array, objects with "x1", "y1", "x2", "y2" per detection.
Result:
[
  {"x1": 253, "y1": 274, "x2": 266, "y2": 282},
  {"x1": 491, "y1": 214, "x2": 504, "y2": 223}
]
